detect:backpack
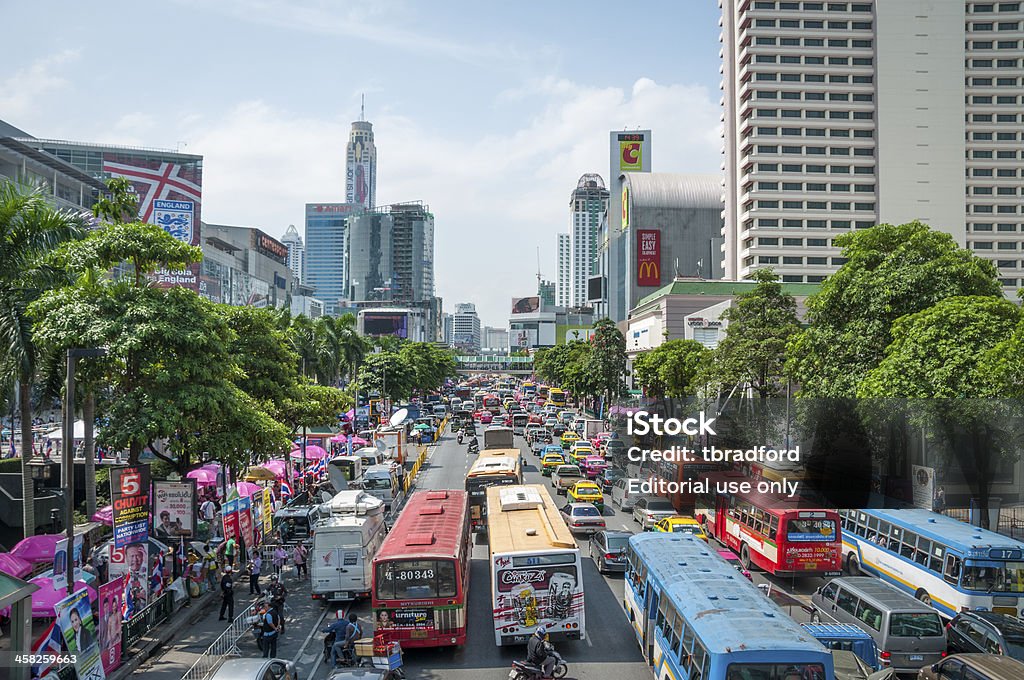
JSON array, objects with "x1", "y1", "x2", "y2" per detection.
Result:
[{"x1": 346, "y1": 621, "x2": 362, "y2": 642}]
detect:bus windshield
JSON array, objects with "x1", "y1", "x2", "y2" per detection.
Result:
[
  {"x1": 725, "y1": 663, "x2": 827, "y2": 680},
  {"x1": 962, "y1": 562, "x2": 1024, "y2": 593},
  {"x1": 375, "y1": 559, "x2": 457, "y2": 600}
]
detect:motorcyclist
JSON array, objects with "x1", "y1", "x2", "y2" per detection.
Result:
[
  {"x1": 457, "y1": 430, "x2": 464, "y2": 444},
  {"x1": 268, "y1": 574, "x2": 288, "y2": 633},
  {"x1": 526, "y1": 625, "x2": 556, "y2": 679}
]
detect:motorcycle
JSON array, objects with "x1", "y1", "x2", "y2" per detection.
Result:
[
  {"x1": 509, "y1": 650, "x2": 568, "y2": 680},
  {"x1": 457, "y1": 431, "x2": 464, "y2": 444},
  {"x1": 467, "y1": 439, "x2": 479, "y2": 454}
]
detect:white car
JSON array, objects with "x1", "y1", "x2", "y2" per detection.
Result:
[
  {"x1": 209, "y1": 659, "x2": 297, "y2": 680},
  {"x1": 632, "y1": 496, "x2": 678, "y2": 530}
]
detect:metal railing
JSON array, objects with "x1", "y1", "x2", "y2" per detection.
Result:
[
  {"x1": 944, "y1": 505, "x2": 1024, "y2": 540},
  {"x1": 180, "y1": 605, "x2": 256, "y2": 680},
  {"x1": 122, "y1": 590, "x2": 174, "y2": 647}
]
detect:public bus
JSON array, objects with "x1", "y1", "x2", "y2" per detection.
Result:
[
  {"x1": 547, "y1": 388, "x2": 567, "y2": 408},
  {"x1": 482, "y1": 393, "x2": 502, "y2": 414},
  {"x1": 625, "y1": 533, "x2": 834, "y2": 680},
  {"x1": 521, "y1": 382, "x2": 536, "y2": 398},
  {"x1": 486, "y1": 484, "x2": 585, "y2": 646},
  {"x1": 537, "y1": 385, "x2": 550, "y2": 401},
  {"x1": 839, "y1": 507, "x2": 1024, "y2": 619},
  {"x1": 473, "y1": 390, "x2": 488, "y2": 409},
  {"x1": 650, "y1": 457, "x2": 724, "y2": 512},
  {"x1": 371, "y1": 490, "x2": 471, "y2": 647},
  {"x1": 696, "y1": 470, "x2": 843, "y2": 577},
  {"x1": 465, "y1": 453, "x2": 523, "y2": 531}
]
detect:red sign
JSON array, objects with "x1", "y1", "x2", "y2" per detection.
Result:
[{"x1": 637, "y1": 229, "x2": 661, "y2": 287}]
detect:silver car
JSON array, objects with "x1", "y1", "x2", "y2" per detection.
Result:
[
  {"x1": 632, "y1": 496, "x2": 678, "y2": 530},
  {"x1": 589, "y1": 530, "x2": 631, "y2": 574},
  {"x1": 209, "y1": 658, "x2": 297, "y2": 680},
  {"x1": 610, "y1": 477, "x2": 641, "y2": 512}
]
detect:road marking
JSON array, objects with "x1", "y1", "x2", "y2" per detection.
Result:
[{"x1": 293, "y1": 606, "x2": 330, "y2": 674}]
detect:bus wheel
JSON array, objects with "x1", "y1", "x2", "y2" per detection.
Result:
[
  {"x1": 845, "y1": 553, "x2": 861, "y2": 576},
  {"x1": 915, "y1": 589, "x2": 932, "y2": 607},
  {"x1": 740, "y1": 544, "x2": 752, "y2": 570}
]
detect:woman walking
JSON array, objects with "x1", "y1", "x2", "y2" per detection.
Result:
[{"x1": 273, "y1": 544, "x2": 287, "y2": 577}]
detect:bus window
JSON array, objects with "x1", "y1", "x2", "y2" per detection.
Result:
[{"x1": 944, "y1": 554, "x2": 963, "y2": 585}]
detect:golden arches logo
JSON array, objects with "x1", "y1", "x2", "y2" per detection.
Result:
[
  {"x1": 638, "y1": 260, "x2": 659, "y2": 282},
  {"x1": 620, "y1": 141, "x2": 642, "y2": 171}
]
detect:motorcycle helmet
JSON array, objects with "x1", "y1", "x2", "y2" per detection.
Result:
[{"x1": 535, "y1": 625, "x2": 546, "y2": 636}]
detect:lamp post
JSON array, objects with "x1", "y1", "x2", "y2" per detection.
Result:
[{"x1": 64, "y1": 347, "x2": 107, "y2": 594}]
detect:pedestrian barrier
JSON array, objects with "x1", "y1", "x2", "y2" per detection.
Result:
[
  {"x1": 180, "y1": 602, "x2": 256, "y2": 680},
  {"x1": 122, "y1": 589, "x2": 174, "y2": 647},
  {"x1": 403, "y1": 445, "x2": 429, "y2": 492}
]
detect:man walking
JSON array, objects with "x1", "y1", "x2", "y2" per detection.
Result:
[
  {"x1": 248, "y1": 551, "x2": 262, "y2": 594},
  {"x1": 223, "y1": 535, "x2": 237, "y2": 568},
  {"x1": 218, "y1": 566, "x2": 234, "y2": 621},
  {"x1": 261, "y1": 603, "x2": 281, "y2": 658}
]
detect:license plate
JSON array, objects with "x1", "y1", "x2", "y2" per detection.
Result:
[
  {"x1": 909, "y1": 655, "x2": 923, "y2": 662},
  {"x1": 333, "y1": 591, "x2": 351, "y2": 600},
  {"x1": 804, "y1": 563, "x2": 817, "y2": 569},
  {"x1": 411, "y1": 630, "x2": 428, "y2": 639}
]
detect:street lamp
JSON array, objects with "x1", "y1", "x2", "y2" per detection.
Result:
[{"x1": 64, "y1": 347, "x2": 107, "y2": 594}]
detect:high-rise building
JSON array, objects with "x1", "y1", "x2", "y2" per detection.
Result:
[
  {"x1": 569, "y1": 174, "x2": 610, "y2": 307},
  {"x1": 346, "y1": 112, "x2": 377, "y2": 209},
  {"x1": 452, "y1": 303, "x2": 482, "y2": 351},
  {"x1": 483, "y1": 326, "x2": 509, "y2": 352},
  {"x1": 721, "y1": 1, "x2": 1024, "y2": 290},
  {"x1": 280, "y1": 224, "x2": 305, "y2": 284},
  {"x1": 538, "y1": 279, "x2": 556, "y2": 306},
  {"x1": 305, "y1": 203, "x2": 360, "y2": 316},
  {"x1": 556, "y1": 233, "x2": 571, "y2": 307},
  {"x1": 442, "y1": 313, "x2": 454, "y2": 346},
  {"x1": 347, "y1": 202, "x2": 435, "y2": 305}
]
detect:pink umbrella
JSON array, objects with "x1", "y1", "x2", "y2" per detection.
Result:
[
  {"x1": 187, "y1": 468, "x2": 218, "y2": 486},
  {"x1": 11, "y1": 534, "x2": 61, "y2": 564},
  {"x1": 329, "y1": 433, "x2": 346, "y2": 443},
  {"x1": 351, "y1": 437, "x2": 369, "y2": 446},
  {"x1": 289, "y1": 444, "x2": 328, "y2": 460},
  {"x1": 0, "y1": 552, "x2": 32, "y2": 578},
  {"x1": 236, "y1": 481, "x2": 262, "y2": 497},
  {"x1": 28, "y1": 576, "x2": 97, "y2": 618},
  {"x1": 262, "y1": 460, "x2": 288, "y2": 479},
  {"x1": 91, "y1": 505, "x2": 113, "y2": 525}
]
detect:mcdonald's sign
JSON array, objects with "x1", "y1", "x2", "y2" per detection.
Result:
[{"x1": 637, "y1": 229, "x2": 660, "y2": 287}]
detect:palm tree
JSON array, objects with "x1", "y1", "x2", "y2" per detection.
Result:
[{"x1": 0, "y1": 180, "x2": 87, "y2": 536}]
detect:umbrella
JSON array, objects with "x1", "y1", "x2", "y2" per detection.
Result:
[
  {"x1": 289, "y1": 444, "x2": 327, "y2": 460},
  {"x1": 28, "y1": 576, "x2": 97, "y2": 618},
  {"x1": 262, "y1": 460, "x2": 289, "y2": 479},
  {"x1": 187, "y1": 468, "x2": 218, "y2": 486},
  {"x1": 11, "y1": 534, "x2": 61, "y2": 564},
  {"x1": 0, "y1": 552, "x2": 32, "y2": 578},
  {"x1": 91, "y1": 505, "x2": 113, "y2": 525},
  {"x1": 236, "y1": 481, "x2": 263, "y2": 497},
  {"x1": 329, "y1": 433, "x2": 346, "y2": 443},
  {"x1": 351, "y1": 436, "x2": 369, "y2": 446},
  {"x1": 244, "y1": 466, "x2": 277, "y2": 481},
  {"x1": 413, "y1": 423, "x2": 431, "y2": 430}
]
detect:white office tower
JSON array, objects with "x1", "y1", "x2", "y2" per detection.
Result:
[
  {"x1": 569, "y1": 174, "x2": 609, "y2": 307},
  {"x1": 346, "y1": 105, "x2": 377, "y2": 209},
  {"x1": 556, "y1": 233, "x2": 571, "y2": 307},
  {"x1": 281, "y1": 224, "x2": 305, "y2": 283},
  {"x1": 453, "y1": 303, "x2": 482, "y2": 351},
  {"x1": 721, "y1": 1, "x2": 1024, "y2": 290}
]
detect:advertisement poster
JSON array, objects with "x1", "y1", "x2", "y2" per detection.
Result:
[
  {"x1": 153, "y1": 479, "x2": 196, "y2": 540},
  {"x1": 619, "y1": 136, "x2": 644, "y2": 171},
  {"x1": 152, "y1": 199, "x2": 194, "y2": 244},
  {"x1": 238, "y1": 496, "x2": 254, "y2": 547},
  {"x1": 637, "y1": 229, "x2": 661, "y2": 287},
  {"x1": 493, "y1": 556, "x2": 583, "y2": 635},
  {"x1": 108, "y1": 542, "x2": 150, "y2": 613},
  {"x1": 55, "y1": 588, "x2": 105, "y2": 680},
  {"x1": 912, "y1": 465, "x2": 935, "y2": 511},
  {"x1": 98, "y1": 577, "x2": 124, "y2": 673},
  {"x1": 52, "y1": 534, "x2": 84, "y2": 591},
  {"x1": 511, "y1": 297, "x2": 541, "y2": 314},
  {"x1": 222, "y1": 498, "x2": 240, "y2": 543},
  {"x1": 263, "y1": 488, "x2": 274, "y2": 537},
  {"x1": 110, "y1": 465, "x2": 151, "y2": 548}
]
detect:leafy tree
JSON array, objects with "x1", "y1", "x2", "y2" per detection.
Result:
[
  {"x1": 0, "y1": 179, "x2": 87, "y2": 535},
  {"x1": 633, "y1": 339, "x2": 710, "y2": 402},
  {"x1": 400, "y1": 342, "x2": 457, "y2": 395},
  {"x1": 713, "y1": 268, "x2": 799, "y2": 398},
  {"x1": 358, "y1": 351, "x2": 415, "y2": 403},
  {"x1": 587, "y1": 318, "x2": 627, "y2": 405},
  {"x1": 221, "y1": 306, "x2": 301, "y2": 417},
  {"x1": 787, "y1": 222, "x2": 1002, "y2": 398}
]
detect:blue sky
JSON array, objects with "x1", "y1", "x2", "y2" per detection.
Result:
[{"x1": 2, "y1": 0, "x2": 723, "y2": 327}]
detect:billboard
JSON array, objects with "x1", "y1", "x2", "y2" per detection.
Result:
[
  {"x1": 363, "y1": 312, "x2": 408, "y2": 338},
  {"x1": 621, "y1": 185, "x2": 630, "y2": 229},
  {"x1": 110, "y1": 465, "x2": 151, "y2": 549},
  {"x1": 618, "y1": 132, "x2": 647, "y2": 172},
  {"x1": 511, "y1": 296, "x2": 541, "y2": 314},
  {"x1": 153, "y1": 480, "x2": 196, "y2": 540},
  {"x1": 586, "y1": 275, "x2": 604, "y2": 303},
  {"x1": 513, "y1": 328, "x2": 538, "y2": 348},
  {"x1": 637, "y1": 229, "x2": 661, "y2": 287},
  {"x1": 152, "y1": 200, "x2": 194, "y2": 244}
]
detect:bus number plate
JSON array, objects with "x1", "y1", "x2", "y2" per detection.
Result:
[{"x1": 411, "y1": 630, "x2": 428, "y2": 639}]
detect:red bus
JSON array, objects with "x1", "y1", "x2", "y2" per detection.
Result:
[
  {"x1": 482, "y1": 394, "x2": 501, "y2": 414},
  {"x1": 371, "y1": 490, "x2": 471, "y2": 648},
  {"x1": 695, "y1": 470, "x2": 842, "y2": 578}
]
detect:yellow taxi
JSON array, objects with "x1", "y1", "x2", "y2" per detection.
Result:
[
  {"x1": 541, "y1": 452, "x2": 566, "y2": 476},
  {"x1": 567, "y1": 480, "x2": 605, "y2": 512},
  {"x1": 652, "y1": 516, "x2": 708, "y2": 540},
  {"x1": 567, "y1": 448, "x2": 594, "y2": 466},
  {"x1": 560, "y1": 431, "x2": 580, "y2": 449}
]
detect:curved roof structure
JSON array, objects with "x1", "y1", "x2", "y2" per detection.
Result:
[
  {"x1": 576, "y1": 173, "x2": 606, "y2": 190},
  {"x1": 622, "y1": 172, "x2": 720, "y2": 209}
]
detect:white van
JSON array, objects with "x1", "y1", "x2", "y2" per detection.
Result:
[
  {"x1": 310, "y1": 490, "x2": 387, "y2": 601},
  {"x1": 327, "y1": 455, "x2": 363, "y2": 491},
  {"x1": 359, "y1": 464, "x2": 402, "y2": 509}
]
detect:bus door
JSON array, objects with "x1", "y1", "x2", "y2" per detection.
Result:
[
  {"x1": 715, "y1": 493, "x2": 729, "y2": 539},
  {"x1": 643, "y1": 585, "x2": 659, "y2": 664}
]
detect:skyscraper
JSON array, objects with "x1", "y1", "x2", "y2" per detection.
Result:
[
  {"x1": 305, "y1": 203, "x2": 360, "y2": 315},
  {"x1": 569, "y1": 174, "x2": 609, "y2": 307},
  {"x1": 556, "y1": 233, "x2": 571, "y2": 307},
  {"x1": 346, "y1": 106, "x2": 377, "y2": 209},
  {"x1": 538, "y1": 279, "x2": 556, "y2": 306},
  {"x1": 453, "y1": 303, "x2": 482, "y2": 351},
  {"x1": 347, "y1": 202, "x2": 435, "y2": 304},
  {"x1": 280, "y1": 224, "x2": 305, "y2": 283},
  {"x1": 720, "y1": 1, "x2": 1024, "y2": 290}
]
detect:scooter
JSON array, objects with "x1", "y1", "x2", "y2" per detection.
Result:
[{"x1": 509, "y1": 650, "x2": 568, "y2": 680}]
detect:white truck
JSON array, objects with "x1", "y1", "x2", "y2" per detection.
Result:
[
  {"x1": 310, "y1": 490, "x2": 387, "y2": 602},
  {"x1": 583, "y1": 419, "x2": 604, "y2": 440}
]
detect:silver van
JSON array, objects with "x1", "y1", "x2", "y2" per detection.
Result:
[
  {"x1": 810, "y1": 576, "x2": 946, "y2": 674},
  {"x1": 610, "y1": 477, "x2": 641, "y2": 512}
]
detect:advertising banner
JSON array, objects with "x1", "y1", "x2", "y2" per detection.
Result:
[
  {"x1": 55, "y1": 588, "x2": 105, "y2": 680},
  {"x1": 511, "y1": 297, "x2": 541, "y2": 314},
  {"x1": 98, "y1": 577, "x2": 125, "y2": 673},
  {"x1": 153, "y1": 479, "x2": 196, "y2": 540},
  {"x1": 619, "y1": 135, "x2": 644, "y2": 172},
  {"x1": 621, "y1": 185, "x2": 630, "y2": 229},
  {"x1": 238, "y1": 496, "x2": 254, "y2": 547},
  {"x1": 110, "y1": 465, "x2": 151, "y2": 548},
  {"x1": 152, "y1": 199, "x2": 194, "y2": 244},
  {"x1": 52, "y1": 534, "x2": 84, "y2": 591},
  {"x1": 637, "y1": 229, "x2": 661, "y2": 287},
  {"x1": 912, "y1": 465, "x2": 935, "y2": 511},
  {"x1": 263, "y1": 488, "x2": 274, "y2": 537},
  {"x1": 222, "y1": 498, "x2": 240, "y2": 542},
  {"x1": 108, "y1": 542, "x2": 150, "y2": 613}
]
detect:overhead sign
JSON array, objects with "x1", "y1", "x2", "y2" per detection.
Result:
[{"x1": 637, "y1": 229, "x2": 661, "y2": 287}]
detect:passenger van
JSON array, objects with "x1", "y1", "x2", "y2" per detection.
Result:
[
  {"x1": 801, "y1": 622, "x2": 881, "y2": 671},
  {"x1": 310, "y1": 490, "x2": 387, "y2": 602},
  {"x1": 810, "y1": 576, "x2": 946, "y2": 673},
  {"x1": 359, "y1": 464, "x2": 402, "y2": 509}
]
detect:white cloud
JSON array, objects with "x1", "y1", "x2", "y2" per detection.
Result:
[
  {"x1": 172, "y1": 76, "x2": 720, "y2": 327},
  {"x1": 0, "y1": 50, "x2": 79, "y2": 119}
]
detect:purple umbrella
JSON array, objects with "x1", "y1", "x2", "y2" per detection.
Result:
[
  {"x1": 91, "y1": 505, "x2": 113, "y2": 525},
  {"x1": 28, "y1": 576, "x2": 97, "y2": 618},
  {"x1": 289, "y1": 444, "x2": 328, "y2": 460},
  {"x1": 11, "y1": 533, "x2": 61, "y2": 564},
  {"x1": 0, "y1": 552, "x2": 32, "y2": 578},
  {"x1": 187, "y1": 468, "x2": 218, "y2": 486}
]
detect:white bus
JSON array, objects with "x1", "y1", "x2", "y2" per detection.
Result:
[
  {"x1": 486, "y1": 484, "x2": 585, "y2": 646},
  {"x1": 840, "y1": 508, "x2": 1024, "y2": 619}
]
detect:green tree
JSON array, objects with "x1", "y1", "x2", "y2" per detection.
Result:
[
  {"x1": 587, "y1": 319, "x2": 627, "y2": 406},
  {"x1": 358, "y1": 351, "x2": 415, "y2": 403},
  {"x1": 0, "y1": 179, "x2": 87, "y2": 535},
  {"x1": 787, "y1": 222, "x2": 1002, "y2": 398},
  {"x1": 713, "y1": 268, "x2": 799, "y2": 398},
  {"x1": 633, "y1": 339, "x2": 710, "y2": 402},
  {"x1": 400, "y1": 342, "x2": 457, "y2": 395}
]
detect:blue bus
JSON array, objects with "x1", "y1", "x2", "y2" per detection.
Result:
[
  {"x1": 839, "y1": 508, "x2": 1024, "y2": 619},
  {"x1": 624, "y1": 533, "x2": 835, "y2": 680}
]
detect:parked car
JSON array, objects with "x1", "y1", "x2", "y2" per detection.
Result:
[
  {"x1": 559, "y1": 502, "x2": 606, "y2": 535},
  {"x1": 947, "y1": 611, "x2": 1024, "y2": 662},
  {"x1": 589, "y1": 530, "x2": 631, "y2": 574},
  {"x1": 632, "y1": 496, "x2": 678, "y2": 530},
  {"x1": 917, "y1": 654, "x2": 1024, "y2": 680}
]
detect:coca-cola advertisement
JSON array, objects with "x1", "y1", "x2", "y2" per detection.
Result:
[{"x1": 494, "y1": 565, "x2": 582, "y2": 629}]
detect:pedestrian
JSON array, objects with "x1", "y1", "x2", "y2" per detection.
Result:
[
  {"x1": 200, "y1": 496, "x2": 216, "y2": 537},
  {"x1": 224, "y1": 535, "x2": 237, "y2": 568},
  {"x1": 218, "y1": 566, "x2": 235, "y2": 621},
  {"x1": 292, "y1": 542, "x2": 307, "y2": 578},
  {"x1": 261, "y1": 601, "x2": 281, "y2": 658},
  {"x1": 273, "y1": 544, "x2": 287, "y2": 577},
  {"x1": 248, "y1": 551, "x2": 262, "y2": 595},
  {"x1": 204, "y1": 544, "x2": 219, "y2": 593}
]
